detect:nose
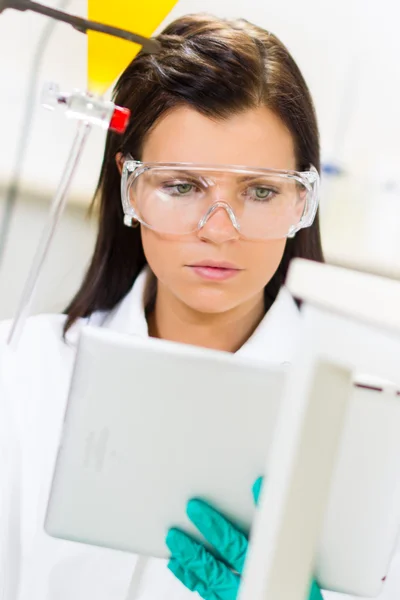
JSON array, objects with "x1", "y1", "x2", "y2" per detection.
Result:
[{"x1": 197, "y1": 202, "x2": 240, "y2": 244}]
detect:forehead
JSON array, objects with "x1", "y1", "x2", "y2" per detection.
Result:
[{"x1": 141, "y1": 105, "x2": 297, "y2": 171}]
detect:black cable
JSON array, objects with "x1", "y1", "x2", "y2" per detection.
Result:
[{"x1": 0, "y1": 0, "x2": 161, "y2": 53}]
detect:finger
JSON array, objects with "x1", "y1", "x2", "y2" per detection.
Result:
[
  {"x1": 166, "y1": 528, "x2": 240, "y2": 599},
  {"x1": 252, "y1": 477, "x2": 263, "y2": 505},
  {"x1": 186, "y1": 499, "x2": 248, "y2": 574},
  {"x1": 168, "y1": 558, "x2": 199, "y2": 592},
  {"x1": 168, "y1": 559, "x2": 220, "y2": 600}
]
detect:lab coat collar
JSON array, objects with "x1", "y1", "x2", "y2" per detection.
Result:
[
  {"x1": 95, "y1": 268, "x2": 150, "y2": 338},
  {"x1": 86, "y1": 267, "x2": 301, "y2": 365},
  {"x1": 237, "y1": 286, "x2": 300, "y2": 364}
]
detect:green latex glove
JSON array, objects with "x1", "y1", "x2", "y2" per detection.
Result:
[{"x1": 166, "y1": 478, "x2": 323, "y2": 600}]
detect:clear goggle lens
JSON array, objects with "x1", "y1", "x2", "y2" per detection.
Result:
[{"x1": 121, "y1": 162, "x2": 319, "y2": 240}]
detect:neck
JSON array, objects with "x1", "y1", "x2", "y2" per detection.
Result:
[{"x1": 147, "y1": 283, "x2": 265, "y2": 353}]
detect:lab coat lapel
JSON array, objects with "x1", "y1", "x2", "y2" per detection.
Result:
[
  {"x1": 91, "y1": 269, "x2": 150, "y2": 338},
  {"x1": 237, "y1": 287, "x2": 301, "y2": 365}
]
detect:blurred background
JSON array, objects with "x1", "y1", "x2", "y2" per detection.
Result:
[{"x1": 0, "y1": 0, "x2": 399, "y2": 320}]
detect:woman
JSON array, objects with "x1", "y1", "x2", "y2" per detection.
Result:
[{"x1": 1, "y1": 11, "x2": 357, "y2": 600}]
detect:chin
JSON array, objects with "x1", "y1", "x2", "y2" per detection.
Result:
[{"x1": 180, "y1": 287, "x2": 244, "y2": 314}]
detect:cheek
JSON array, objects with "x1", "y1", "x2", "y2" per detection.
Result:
[
  {"x1": 141, "y1": 228, "x2": 164, "y2": 274},
  {"x1": 249, "y1": 239, "x2": 286, "y2": 283},
  {"x1": 140, "y1": 227, "x2": 183, "y2": 281}
]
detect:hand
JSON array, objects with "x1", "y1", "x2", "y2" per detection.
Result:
[{"x1": 166, "y1": 478, "x2": 323, "y2": 600}]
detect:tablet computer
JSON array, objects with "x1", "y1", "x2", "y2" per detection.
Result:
[{"x1": 45, "y1": 326, "x2": 400, "y2": 596}]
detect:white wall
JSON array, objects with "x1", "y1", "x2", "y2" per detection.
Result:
[
  {"x1": 0, "y1": 0, "x2": 399, "y2": 320},
  {"x1": 0, "y1": 189, "x2": 96, "y2": 320}
]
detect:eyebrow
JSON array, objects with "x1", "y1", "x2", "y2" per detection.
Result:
[
  {"x1": 151, "y1": 168, "x2": 287, "y2": 187},
  {"x1": 154, "y1": 169, "x2": 202, "y2": 179},
  {"x1": 236, "y1": 175, "x2": 277, "y2": 183},
  {"x1": 154, "y1": 169, "x2": 279, "y2": 181}
]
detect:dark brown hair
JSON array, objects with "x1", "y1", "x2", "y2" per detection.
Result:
[{"x1": 64, "y1": 13, "x2": 323, "y2": 334}]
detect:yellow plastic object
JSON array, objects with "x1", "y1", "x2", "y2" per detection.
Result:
[{"x1": 87, "y1": 0, "x2": 179, "y2": 95}]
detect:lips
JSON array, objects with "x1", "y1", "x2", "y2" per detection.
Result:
[
  {"x1": 188, "y1": 260, "x2": 240, "y2": 270},
  {"x1": 186, "y1": 261, "x2": 242, "y2": 281}
]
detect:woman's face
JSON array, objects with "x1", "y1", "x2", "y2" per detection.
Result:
[{"x1": 126, "y1": 105, "x2": 297, "y2": 315}]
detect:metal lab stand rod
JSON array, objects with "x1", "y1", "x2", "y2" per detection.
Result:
[
  {"x1": 7, "y1": 84, "x2": 130, "y2": 347},
  {"x1": 6, "y1": 120, "x2": 91, "y2": 347}
]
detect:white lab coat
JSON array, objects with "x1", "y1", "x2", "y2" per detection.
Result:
[{"x1": 1, "y1": 268, "x2": 400, "y2": 600}]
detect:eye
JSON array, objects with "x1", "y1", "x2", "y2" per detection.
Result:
[
  {"x1": 161, "y1": 181, "x2": 198, "y2": 196},
  {"x1": 246, "y1": 186, "x2": 277, "y2": 201},
  {"x1": 175, "y1": 183, "x2": 193, "y2": 194},
  {"x1": 254, "y1": 187, "x2": 273, "y2": 200}
]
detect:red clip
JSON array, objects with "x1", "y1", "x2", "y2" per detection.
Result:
[{"x1": 109, "y1": 106, "x2": 130, "y2": 134}]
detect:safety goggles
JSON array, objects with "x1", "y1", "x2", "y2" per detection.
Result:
[{"x1": 121, "y1": 158, "x2": 320, "y2": 240}]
